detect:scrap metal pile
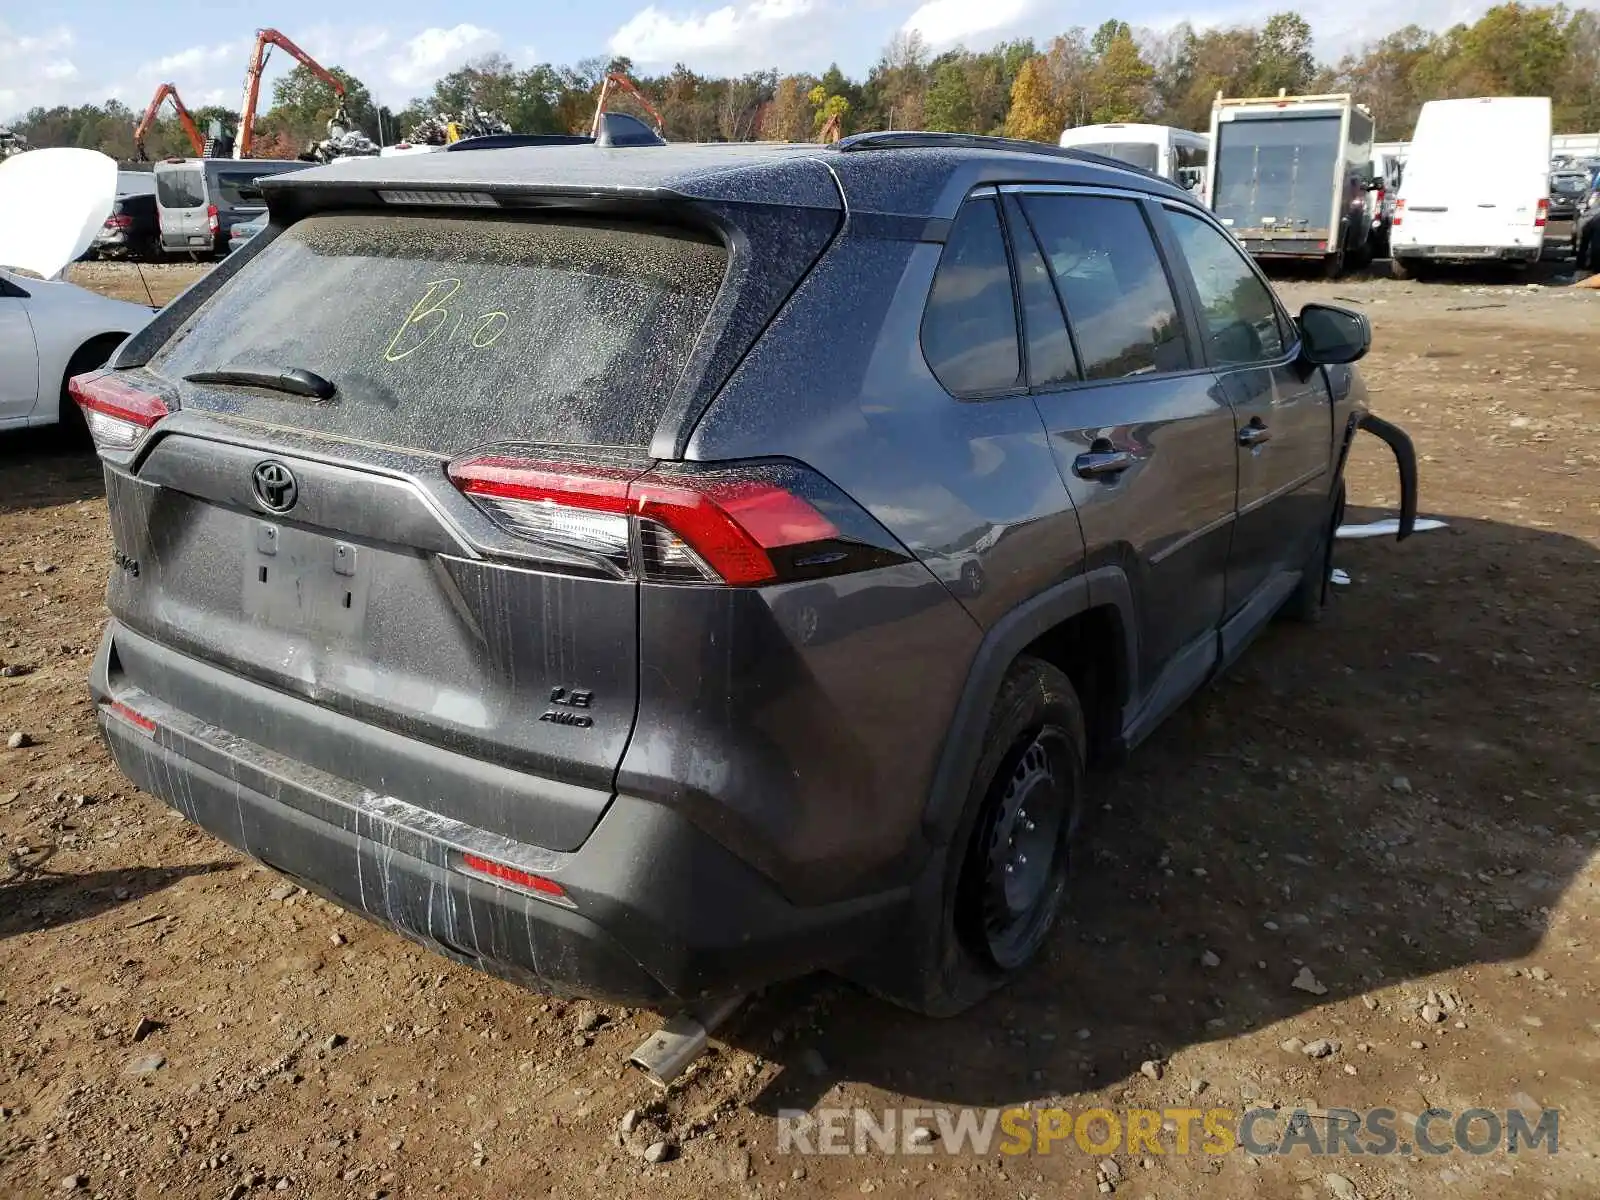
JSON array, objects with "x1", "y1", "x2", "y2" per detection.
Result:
[
  {"x1": 405, "y1": 108, "x2": 513, "y2": 146},
  {"x1": 0, "y1": 126, "x2": 28, "y2": 160}
]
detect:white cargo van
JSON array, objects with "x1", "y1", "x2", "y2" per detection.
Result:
[{"x1": 1390, "y1": 97, "x2": 1551, "y2": 276}]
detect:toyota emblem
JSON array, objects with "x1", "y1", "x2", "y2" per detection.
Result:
[{"x1": 252, "y1": 461, "x2": 298, "y2": 512}]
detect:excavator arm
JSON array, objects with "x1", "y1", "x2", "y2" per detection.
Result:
[
  {"x1": 134, "y1": 83, "x2": 206, "y2": 161},
  {"x1": 235, "y1": 28, "x2": 346, "y2": 158},
  {"x1": 590, "y1": 72, "x2": 666, "y2": 139}
]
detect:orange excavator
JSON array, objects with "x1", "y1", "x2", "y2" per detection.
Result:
[
  {"x1": 133, "y1": 83, "x2": 206, "y2": 161},
  {"x1": 234, "y1": 27, "x2": 346, "y2": 159},
  {"x1": 590, "y1": 71, "x2": 666, "y2": 139}
]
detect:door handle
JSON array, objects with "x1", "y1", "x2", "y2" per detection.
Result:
[
  {"x1": 1238, "y1": 421, "x2": 1272, "y2": 448},
  {"x1": 1073, "y1": 449, "x2": 1136, "y2": 478}
]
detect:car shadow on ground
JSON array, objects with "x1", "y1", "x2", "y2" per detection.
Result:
[
  {"x1": 0, "y1": 431, "x2": 104, "y2": 514},
  {"x1": 730, "y1": 507, "x2": 1599, "y2": 1113},
  {"x1": 0, "y1": 861, "x2": 233, "y2": 941}
]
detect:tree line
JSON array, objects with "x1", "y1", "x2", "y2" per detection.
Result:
[{"x1": 9, "y1": 3, "x2": 1599, "y2": 163}]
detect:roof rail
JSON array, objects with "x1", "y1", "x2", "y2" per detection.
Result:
[
  {"x1": 835, "y1": 131, "x2": 1086, "y2": 160},
  {"x1": 832, "y1": 130, "x2": 1165, "y2": 180}
]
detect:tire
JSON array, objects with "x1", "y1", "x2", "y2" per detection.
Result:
[
  {"x1": 55, "y1": 336, "x2": 123, "y2": 448},
  {"x1": 1283, "y1": 481, "x2": 1345, "y2": 624},
  {"x1": 856, "y1": 656, "x2": 1087, "y2": 1016}
]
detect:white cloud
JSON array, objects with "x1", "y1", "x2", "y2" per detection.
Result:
[
  {"x1": 0, "y1": 23, "x2": 80, "y2": 117},
  {"x1": 136, "y1": 41, "x2": 237, "y2": 79},
  {"x1": 387, "y1": 24, "x2": 500, "y2": 90},
  {"x1": 903, "y1": 0, "x2": 1036, "y2": 48},
  {"x1": 609, "y1": 0, "x2": 816, "y2": 68}
]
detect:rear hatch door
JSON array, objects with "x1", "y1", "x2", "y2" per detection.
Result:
[{"x1": 107, "y1": 208, "x2": 736, "y2": 850}]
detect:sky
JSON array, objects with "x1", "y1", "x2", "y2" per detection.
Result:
[{"x1": 1, "y1": 0, "x2": 1496, "y2": 123}]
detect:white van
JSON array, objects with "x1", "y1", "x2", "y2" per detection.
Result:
[
  {"x1": 1390, "y1": 97, "x2": 1551, "y2": 276},
  {"x1": 1058, "y1": 123, "x2": 1209, "y2": 194}
]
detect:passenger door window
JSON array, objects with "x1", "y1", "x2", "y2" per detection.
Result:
[
  {"x1": 1165, "y1": 209, "x2": 1287, "y2": 366},
  {"x1": 1019, "y1": 194, "x2": 1190, "y2": 381},
  {"x1": 921, "y1": 196, "x2": 1022, "y2": 397}
]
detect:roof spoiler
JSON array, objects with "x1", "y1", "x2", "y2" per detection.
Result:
[{"x1": 447, "y1": 113, "x2": 666, "y2": 153}]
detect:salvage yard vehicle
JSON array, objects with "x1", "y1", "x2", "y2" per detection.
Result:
[
  {"x1": 1057, "y1": 123, "x2": 1210, "y2": 194},
  {"x1": 153, "y1": 157, "x2": 305, "y2": 258},
  {"x1": 1545, "y1": 168, "x2": 1591, "y2": 254},
  {"x1": 1391, "y1": 97, "x2": 1553, "y2": 277},
  {"x1": 91, "y1": 190, "x2": 161, "y2": 261},
  {"x1": 0, "y1": 148, "x2": 155, "y2": 434},
  {"x1": 1207, "y1": 92, "x2": 1377, "y2": 276},
  {"x1": 78, "y1": 133, "x2": 1417, "y2": 1041},
  {"x1": 227, "y1": 210, "x2": 268, "y2": 253}
]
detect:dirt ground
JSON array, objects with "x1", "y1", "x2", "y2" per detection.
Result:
[{"x1": 1, "y1": 263, "x2": 1596, "y2": 1200}]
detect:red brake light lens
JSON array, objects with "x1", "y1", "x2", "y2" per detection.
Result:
[
  {"x1": 1535, "y1": 198, "x2": 1549, "y2": 228},
  {"x1": 447, "y1": 456, "x2": 844, "y2": 587},
  {"x1": 206, "y1": 204, "x2": 219, "y2": 234},
  {"x1": 69, "y1": 372, "x2": 170, "y2": 453}
]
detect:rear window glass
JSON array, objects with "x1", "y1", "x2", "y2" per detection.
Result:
[
  {"x1": 156, "y1": 170, "x2": 204, "y2": 208},
  {"x1": 151, "y1": 212, "x2": 727, "y2": 451}
]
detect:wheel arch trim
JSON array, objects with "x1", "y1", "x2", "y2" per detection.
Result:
[{"x1": 920, "y1": 566, "x2": 1137, "y2": 845}]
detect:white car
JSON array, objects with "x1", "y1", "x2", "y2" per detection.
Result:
[{"x1": 0, "y1": 148, "x2": 157, "y2": 433}]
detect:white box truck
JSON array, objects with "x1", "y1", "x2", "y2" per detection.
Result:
[
  {"x1": 1207, "y1": 92, "x2": 1377, "y2": 276},
  {"x1": 1390, "y1": 96, "x2": 1552, "y2": 277}
]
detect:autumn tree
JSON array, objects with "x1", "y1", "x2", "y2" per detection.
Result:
[
  {"x1": 1089, "y1": 20, "x2": 1155, "y2": 122},
  {"x1": 264, "y1": 64, "x2": 377, "y2": 146},
  {"x1": 764, "y1": 75, "x2": 819, "y2": 141},
  {"x1": 1250, "y1": 12, "x2": 1317, "y2": 94},
  {"x1": 1005, "y1": 55, "x2": 1065, "y2": 142}
]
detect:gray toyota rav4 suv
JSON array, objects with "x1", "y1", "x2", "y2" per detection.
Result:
[{"x1": 77, "y1": 133, "x2": 1416, "y2": 1020}]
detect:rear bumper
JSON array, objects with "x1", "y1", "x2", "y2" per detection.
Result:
[
  {"x1": 1238, "y1": 236, "x2": 1334, "y2": 258},
  {"x1": 1391, "y1": 244, "x2": 1541, "y2": 262},
  {"x1": 90, "y1": 621, "x2": 904, "y2": 1007}
]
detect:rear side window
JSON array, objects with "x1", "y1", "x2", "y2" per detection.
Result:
[
  {"x1": 156, "y1": 170, "x2": 204, "y2": 208},
  {"x1": 152, "y1": 211, "x2": 727, "y2": 452},
  {"x1": 1021, "y1": 193, "x2": 1189, "y2": 381},
  {"x1": 921, "y1": 196, "x2": 1021, "y2": 396}
]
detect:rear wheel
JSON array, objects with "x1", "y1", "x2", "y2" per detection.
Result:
[{"x1": 860, "y1": 657, "x2": 1087, "y2": 1016}]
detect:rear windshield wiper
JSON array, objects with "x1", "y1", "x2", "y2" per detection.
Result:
[{"x1": 183, "y1": 366, "x2": 336, "y2": 400}]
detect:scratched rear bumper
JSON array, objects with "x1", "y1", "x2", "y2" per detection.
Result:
[{"x1": 90, "y1": 621, "x2": 898, "y2": 1007}]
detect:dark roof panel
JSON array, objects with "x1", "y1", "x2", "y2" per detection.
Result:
[{"x1": 260, "y1": 138, "x2": 1190, "y2": 221}]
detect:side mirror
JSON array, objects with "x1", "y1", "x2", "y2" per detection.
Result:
[{"x1": 1298, "y1": 303, "x2": 1370, "y2": 366}]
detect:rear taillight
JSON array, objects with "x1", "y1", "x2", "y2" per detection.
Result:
[
  {"x1": 1535, "y1": 198, "x2": 1549, "y2": 228},
  {"x1": 207, "y1": 204, "x2": 219, "y2": 235},
  {"x1": 68, "y1": 371, "x2": 170, "y2": 453},
  {"x1": 448, "y1": 455, "x2": 897, "y2": 587},
  {"x1": 103, "y1": 214, "x2": 133, "y2": 229},
  {"x1": 1392, "y1": 197, "x2": 1405, "y2": 228}
]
